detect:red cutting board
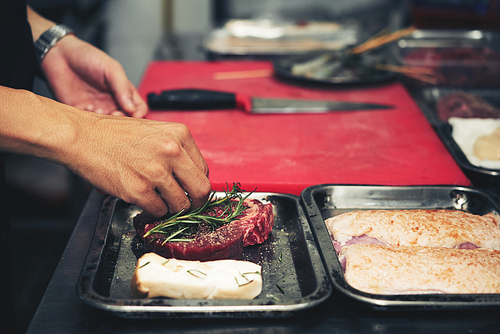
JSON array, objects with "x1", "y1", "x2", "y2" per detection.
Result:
[{"x1": 138, "y1": 61, "x2": 470, "y2": 195}]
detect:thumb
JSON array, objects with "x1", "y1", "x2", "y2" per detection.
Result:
[{"x1": 104, "y1": 63, "x2": 138, "y2": 116}]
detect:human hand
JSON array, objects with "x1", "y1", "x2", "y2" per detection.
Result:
[
  {"x1": 64, "y1": 114, "x2": 211, "y2": 217},
  {"x1": 41, "y1": 35, "x2": 148, "y2": 118}
]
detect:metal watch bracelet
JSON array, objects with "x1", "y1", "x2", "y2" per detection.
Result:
[{"x1": 34, "y1": 24, "x2": 74, "y2": 64}]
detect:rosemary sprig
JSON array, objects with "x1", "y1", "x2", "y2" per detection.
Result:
[
  {"x1": 187, "y1": 269, "x2": 207, "y2": 278},
  {"x1": 235, "y1": 277, "x2": 254, "y2": 287},
  {"x1": 143, "y1": 183, "x2": 254, "y2": 242},
  {"x1": 139, "y1": 261, "x2": 150, "y2": 269}
]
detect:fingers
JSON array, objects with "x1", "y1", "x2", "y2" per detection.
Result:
[
  {"x1": 105, "y1": 62, "x2": 148, "y2": 118},
  {"x1": 134, "y1": 189, "x2": 170, "y2": 218},
  {"x1": 121, "y1": 123, "x2": 211, "y2": 217},
  {"x1": 170, "y1": 124, "x2": 210, "y2": 178},
  {"x1": 135, "y1": 155, "x2": 211, "y2": 217},
  {"x1": 129, "y1": 90, "x2": 149, "y2": 118},
  {"x1": 109, "y1": 86, "x2": 148, "y2": 118},
  {"x1": 155, "y1": 135, "x2": 211, "y2": 214},
  {"x1": 171, "y1": 148, "x2": 211, "y2": 210},
  {"x1": 154, "y1": 177, "x2": 192, "y2": 215}
]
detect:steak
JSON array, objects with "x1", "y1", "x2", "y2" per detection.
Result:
[
  {"x1": 436, "y1": 92, "x2": 500, "y2": 122},
  {"x1": 133, "y1": 198, "x2": 274, "y2": 261}
]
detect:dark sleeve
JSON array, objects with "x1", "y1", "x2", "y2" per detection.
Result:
[{"x1": 0, "y1": 0, "x2": 36, "y2": 90}]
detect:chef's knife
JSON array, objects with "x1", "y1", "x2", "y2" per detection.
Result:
[{"x1": 147, "y1": 89, "x2": 394, "y2": 114}]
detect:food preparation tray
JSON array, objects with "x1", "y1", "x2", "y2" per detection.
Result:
[
  {"x1": 203, "y1": 19, "x2": 360, "y2": 60},
  {"x1": 301, "y1": 184, "x2": 500, "y2": 311},
  {"x1": 414, "y1": 87, "x2": 500, "y2": 194},
  {"x1": 273, "y1": 48, "x2": 396, "y2": 86},
  {"x1": 77, "y1": 192, "x2": 332, "y2": 318},
  {"x1": 393, "y1": 29, "x2": 500, "y2": 88}
]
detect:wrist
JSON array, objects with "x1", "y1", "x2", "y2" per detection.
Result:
[{"x1": 34, "y1": 24, "x2": 74, "y2": 64}]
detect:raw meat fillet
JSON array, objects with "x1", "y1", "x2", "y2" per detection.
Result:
[
  {"x1": 340, "y1": 244, "x2": 500, "y2": 295},
  {"x1": 325, "y1": 209, "x2": 500, "y2": 253},
  {"x1": 134, "y1": 198, "x2": 274, "y2": 261},
  {"x1": 436, "y1": 92, "x2": 500, "y2": 122},
  {"x1": 229, "y1": 199, "x2": 274, "y2": 247}
]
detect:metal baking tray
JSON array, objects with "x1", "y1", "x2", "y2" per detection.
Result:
[
  {"x1": 393, "y1": 29, "x2": 500, "y2": 88},
  {"x1": 77, "y1": 192, "x2": 331, "y2": 318},
  {"x1": 301, "y1": 184, "x2": 500, "y2": 311},
  {"x1": 273, "y1": 48, "x2": 397, "y2": 86},
  {"x1": 414, "y1": 87, "x2": 500, "y2": 194},
  {"x1": 396, "y1": 29, "x2": 500, "y2": 49}
]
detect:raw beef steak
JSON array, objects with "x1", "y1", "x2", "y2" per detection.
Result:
[{"x1": 133, "y1": 198, "x2": 274, "y2": 261}]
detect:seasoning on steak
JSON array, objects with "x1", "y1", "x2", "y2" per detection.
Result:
[
  {"x1": 436, "y1": 91, "x2": 500, "y2": 122},
  {"x1": 133, "y1": 198, "x2": 274, "y2": 261}
]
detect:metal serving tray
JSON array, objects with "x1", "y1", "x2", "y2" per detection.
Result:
[
  {"x1": 301, "y1": 184, "x2": 500, "y2": 311},
  {"x1": 393, "y1": 29, "x2": 500, "y2": 88},
  {"x1": 414, "y1": 87, "x2": 500, "y2": 194},
  {"x1": 77, "y1": 193, "x2": 331, "y2": 319},
  {"x1": 396, "y1": 29, "x2": 500, "y2": 49}
]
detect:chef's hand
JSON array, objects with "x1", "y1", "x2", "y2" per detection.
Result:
[
  {"x1": 41, "y1": 35, "x2": 148, "y2": 118},
  {"x1": 1, "y1": 86, "x2": 209, "y2": 218},
  {"x1": 66, "y1": 115, "x2": 211, "y2": 217}
]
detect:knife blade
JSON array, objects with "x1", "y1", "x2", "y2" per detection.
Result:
[{"x1": 147, "y1": 89, "x2": 394, "y2": 114}]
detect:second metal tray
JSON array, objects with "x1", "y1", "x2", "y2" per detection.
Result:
[
  {"x1": 301, "y1": 184, "x2": 500, "y2": 311},
  {"x1": 77, "y1": 192, "x2": 331, "y2": 318},
  {"x1": 414, "y1": 87, "x2": 500, "y2": 194}
]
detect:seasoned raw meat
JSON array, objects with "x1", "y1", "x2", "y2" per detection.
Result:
[
  {"x1": 134, "y1": 198, "x2": 274, "y2": 261},
  {"x1": 436, "y1": 92, "x2": 500, "y2": 122},
  {"x1": 325, "y1": 209, "x2": 500, "y2": 253},
  {"x1": 340, "y1": 244, "x2": 500, "y2": 294},
  {"x1": 134, "y1": 214, "x2": 244, "y2": 261},
  {"x1": 230, "y1": 199, "x2": 274, "y2": 247},
  {"x1": 131, "y1": 253, "x2": 262, "y2": 299}
]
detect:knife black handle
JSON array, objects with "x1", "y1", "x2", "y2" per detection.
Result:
[{"x1": 147, "y1": 89, "x2": 237, "y2": 110}]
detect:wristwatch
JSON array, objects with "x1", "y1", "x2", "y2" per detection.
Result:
[{"x1": 34, "y1": 24, "x2": 74, "y2": 64}]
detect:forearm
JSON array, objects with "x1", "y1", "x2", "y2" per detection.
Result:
[
  {"x1": 0, "y1": 85, "x2": 211, "y2": 217},
  {"x1": 26, "y1": 6, "x2": 56, "y2": 41},
  {"x1": 0, "y1": 85, "x2": 89, "y2": 165}
]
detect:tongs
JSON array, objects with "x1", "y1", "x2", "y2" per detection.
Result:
[
  {"x1": 375, "y1": 63, "x2": 439, "y2": 84},
  {"x1": 291, "y1": 26, "x2": 417, "y2": 78}
]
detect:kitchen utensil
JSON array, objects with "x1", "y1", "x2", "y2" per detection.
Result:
[{"x1": 147, "y1": 89, "x2": 394, "y2": 113}]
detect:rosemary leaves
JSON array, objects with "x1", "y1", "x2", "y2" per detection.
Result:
[{"x1": 143, "y1": 183, "x2": 253, "y2": 243}]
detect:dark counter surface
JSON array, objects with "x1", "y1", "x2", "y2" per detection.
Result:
[{"x1": 25, "y1": 189, "x2": 500, "y2": 334}]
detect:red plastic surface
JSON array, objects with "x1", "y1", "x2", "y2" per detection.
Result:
[{"x1": 138, "y1": 61, "x2": 470, "y2": 195}]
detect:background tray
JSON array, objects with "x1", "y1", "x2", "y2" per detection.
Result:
[
  {"x1": 273, "y1": 48, "x2": 396, "y2": 86},
  {"x1": 414, "y1": 87, "x2": 500, "y2": 194},
  {"x1": 301, "y1": 184, "x2": 500, "y2": 311},
  {"x1": 393, "y1": 29, "x2": 500, "y2": 89},
  {"x1": 77, "y1": 192, "x2": 331, "y2": 318}
]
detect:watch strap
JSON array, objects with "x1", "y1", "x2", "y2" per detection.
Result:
[{"x1": 34, "y1": 24, "x2": 74, "y2": 64}]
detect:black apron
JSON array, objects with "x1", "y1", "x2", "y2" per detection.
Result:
[
  {"x1": 0, "y1": 1, "x2": 35, "y2": 332},
  {"x1": 0, "y1": 0, "x2": 36, "y2": 89}
]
